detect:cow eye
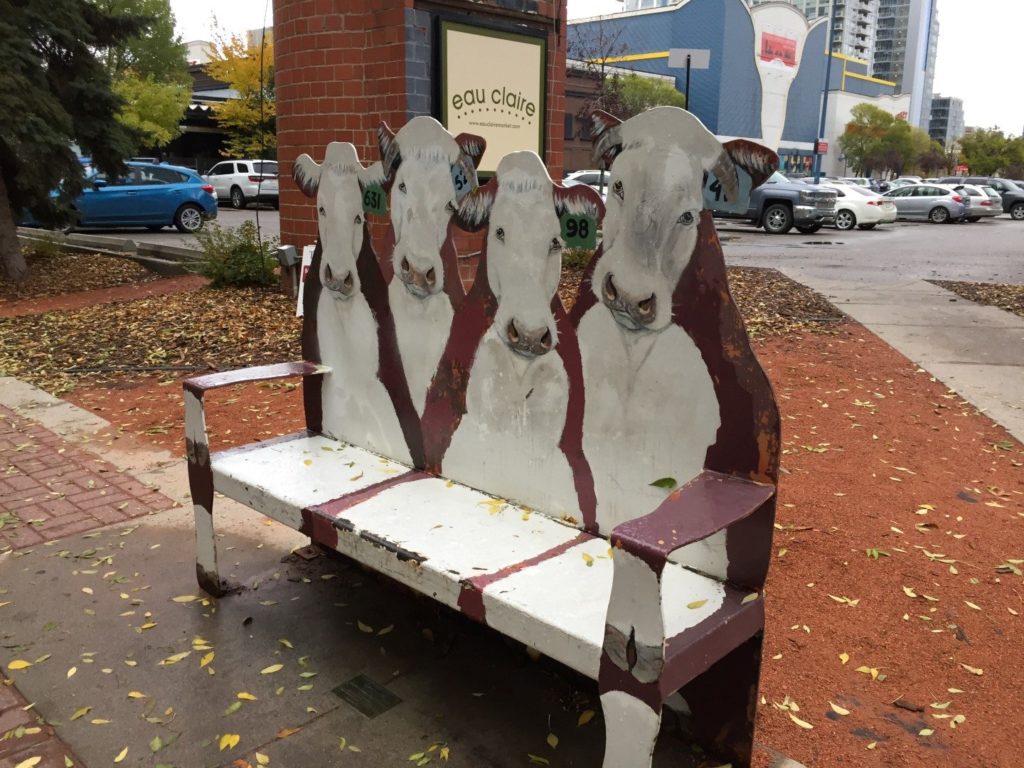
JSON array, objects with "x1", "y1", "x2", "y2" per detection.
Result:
[
  {"x1": 677, "y1": 210, "x2": 696, "y2": 226},
  {"x1": 495, "y1": 227, "x2": 505, "y2": 242},
  {"x1": 318, "y1": 205, "x2": 326, "y2": 216},
  {"x1": 612, "y1": 180, "x2": 624, "y2": 199},
  {"x1": 354, "y1": 214, "x2": 362, "y2": 225},
  {"x1": 398, "y1": 182, "x2": 407, "y2": 193},
  {"x1": 445, "y1": 201, "x2": 456, "y2": 214},
  {"x1": 550, "y1": 237, "x2": 562, "y2": 252}
]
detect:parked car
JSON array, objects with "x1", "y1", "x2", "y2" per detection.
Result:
[
  {"x1": 708, "y1": 170, "x2": 837, "y2": 234},
  {"x1": 829, "y1": 184, "x2": 897, "y2": 230},
  {"x1": 950, "y1": 184, "x2": 1000, "y2": 222},
  {"x1": 562, "y1": 169, "x2": 609, "y2": 196},
  {"x1": 841, "y1": 176, "x2": 882, "y2": 193},
  {"x1": 882, "y1": 183, "x2": 966, "y2": 223},
  {"x1": 938, "y1": 176, "x2": 1024, "y2": 220},
  {"x1": 34, "y1": 161, "x2": 217, "y2": 233},
  {"x1": 877, "y1": 177, "x2": 916, "y2": 193},
  {"x1": 204, "y1": 159, "x2": 279, "y2": 209}
]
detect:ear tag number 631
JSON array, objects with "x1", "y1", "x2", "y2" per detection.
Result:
[{"x1": 362, "y1": 183, "x2": 387, "y2": 216}]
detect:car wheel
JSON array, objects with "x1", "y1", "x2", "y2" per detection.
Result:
[
  {"x1": 928, "y1": 206, "x2": 950, "y2": 224},
  {"x1": 1011, "y1": 202, "x2": 1024, "y2": 220},
  {"x1": 763, "y1": 203, "x2": 793, "y2": 234},
  {"x1": 857, "y1": 223, "x2": 877, "y2": 230},
  {"x1": 174, "y1": 203, "x2": 204, "y2": 234},
  {"x1": 796, "y1": 222, "x2": 823, "y2": 234},
  {"x1": 230, "y1": 186, "x2": 246, "y2": 209},
  {"x1": 967, "y1": 217, "x2": 980, "y2": 223},
  {"x1": 834, "y1": 209, "x2": 857, "y2": 230}
]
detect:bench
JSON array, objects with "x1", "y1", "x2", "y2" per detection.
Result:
[{"x1": 184, "y1": 109, "x2": 781, "y2": 767}]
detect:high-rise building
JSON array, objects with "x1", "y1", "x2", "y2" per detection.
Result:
[
  {"x1": 747, "y1": 1, "x2": 878, "y2": 61},
  {"x1": 873, "y1": 0, "x2": 938, "y2": 128},
  {"x1": 928, "y1": 95, "x2": 965, "y2": 149}
]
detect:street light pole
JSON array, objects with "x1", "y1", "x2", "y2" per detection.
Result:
[
  {"x1": 813, "y1": 0, "x2": 840, "y2": 183},
  {"x1": 685, "y1": 53, "x2": 692, "y2": 108}
]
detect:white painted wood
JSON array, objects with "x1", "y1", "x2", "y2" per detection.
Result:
[
  {"x1": 183, "y1": 390, "x2": 206, "y2": 452},
  {"x1": 600, "y1": 689, "x2": 661, "y2": 768},
  {"x1": 211, "y1": 435, "x2": 409, "y2": 528},
  {"x1": 194, "y1": 503, "x2": 218, "y2": 576},
  {"x1": 338, "y1": 478, "x2": 581, "y2": 607},
  {"x1": 578, "y1": 306, "x2": 720, "y2": 534},
  {"x1": 388, "y1": 279, "x2": 454, "y2": 416}
]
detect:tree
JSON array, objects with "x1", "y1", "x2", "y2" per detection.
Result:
[
  {"x1": 0, "y1": 1, "x2": 143, "y2": 282},
  {"x1": 839, "y1": 104, "x2": 934, "y2": 177},
  {"x1": 609, "y1": 74, "x2": 686, "y2": 120},
  {"x1": 567, "y1": 20, "x2": 629, "y2": 129},
  {"x1": 959, "y1": 129, "x2": 1010, "y2": 176},
  {"x1": 917, "y1": 141, "x2": 949, "y2": 175},
  {"x1": 207, "y1": 33, "x2": 276, "y2": 158},
  {"x1": 97, "y1": 0, "x2": 190, "y2": 150}
]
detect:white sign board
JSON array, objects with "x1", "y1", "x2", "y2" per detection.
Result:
[
  {"x1": 668, "y1": 48, "x2": 711, "y2": 69},
  {"x1": 703, "y1": 167, "x2": 755, "y2": 215},
  {"x1": 295, "y1": 244, "x2": 316, "y2": 317}
]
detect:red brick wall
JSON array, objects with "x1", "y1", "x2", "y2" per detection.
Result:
[{"x1": 274, "y1": 0, "x2": 567, "y2": 252}]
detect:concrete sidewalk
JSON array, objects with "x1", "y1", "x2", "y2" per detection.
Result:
[
  {"x1": 781, "y1": 273, "x2": 1024, "y2": 443},
  {"x1": 0, "y1": 379, "x2": 801, "y2": 768}
]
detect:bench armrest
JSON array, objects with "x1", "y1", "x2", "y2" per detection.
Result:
[
  {"x1": 183, "y1": 361, "x2": 329, "y2": 465},
  {"x1": 610, "y1": 470, "x2": 775, "y2": 574}
]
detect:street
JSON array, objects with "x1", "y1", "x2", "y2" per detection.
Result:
[{"x1": 719, "y1": 215, "x2": 1024, "y2": 285}]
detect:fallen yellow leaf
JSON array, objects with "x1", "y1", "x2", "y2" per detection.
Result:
[
  {"x1": 14, "y1": 757, "x2": 43, "y2": 768},
  {"x1": 687, "y1": 599, "x2": 708, "y2": 610},
  {"x1": 67, "y1": 666, "x2": 77, "y2": 679},
  {"x1": 172, "y1": 595, "x2": 198, "y2": 603},
  {"x1": 357, "y1": 621, "x2": 373, "y2": 634},
  {"x1": 219, "y1": 733, "x2": 240, "y2": 751},
  {"x1": 829, "y1": 702, "x2": 850, "y2": 716},
  {"x1": 577, "y1": 709, "x2": 596, "y2": 726},
  {"x1": 546, "y1": 733, "x2": 559, "y2": 749},
  {"x1": 255, "y1": 753, "x2": 270, "y2": 766},
  {"x1": 7, "y1": 659, "x2": 32, "y2": 671},
  {"x1": 260, "y1": 664, "x2": 284, "y2": 675},
  {"x1": 789, "y1": 712, "x2": 814, "y2": 729},
  {"x1": 113, "y1": 746, "x2": 128, "y2": 763},
  {"x1": 158, "y1": 651, "x2": 190, "y2": 666},
  {"x1": 960, "y1": 663, "x2": 983, "y2": 676},
  {"x1": 201, "y1": 651, "x2": 215, "y2": 668},
  {"x1": 127, "y1": 691, "x2": 146, "y2": 699},
  {"x1": 839, "y1": 652, "x2": 850, "y2": 665},
  {"x1": 237, "y1": 692, "x2": 258, "y2": 701}
]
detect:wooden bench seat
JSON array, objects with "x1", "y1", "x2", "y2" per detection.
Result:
[
  {"x1": 186, "y1": 111, "x2": 783, "y2": 767},
  {"x1": 209, "y1": 429, "x2": 767, "y2": 683}
]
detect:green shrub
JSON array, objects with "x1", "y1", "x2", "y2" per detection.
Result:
[
  {"x1": 26, "y1": 233, "x2": 63, "y2": 260},
  {"x1": 195, "y1": 221, "x2": 279, "y2": 288}
]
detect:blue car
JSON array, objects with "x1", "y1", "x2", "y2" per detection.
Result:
[{"x1": 70, "y1": 161, "x2": 218, "y2": 233}]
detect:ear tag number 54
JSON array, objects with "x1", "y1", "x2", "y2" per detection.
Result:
[{"x1": 451, "y1": 157, "x2": 478, "y2": 203}]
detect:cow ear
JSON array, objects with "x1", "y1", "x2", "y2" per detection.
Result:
[
  {"x1": 293, "y1": 154, "x2": 321, "y2": 198},
  {"x1": 455, "y1": 133, "x2": 486, "y2": 170},
  {"x1": 553, "y1": 182, "x2": 604, "y2": 223},
  {"x1": 589, "y1": 110, "x2": 624, "y2": 170},
  {"x1": 453, "y1": 178, "x2": 496, "y2": 232},
  {"x1": 723, "y1": 139, "x2": 779, "y2": 190},
  {"x1": 358, "y1": 160, "x2": 388, "y2": 191},
  {"x1": 378, "y1": 122, "x2": 401, "y2": 179}
]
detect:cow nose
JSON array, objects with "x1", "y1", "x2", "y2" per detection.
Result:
[
  {"x1": 603, "y1": 273, "x2": 619, "y2": 303},
  {"x1": 324, "y1": 264, "x2": 355, "y2": 297},
  {"x1": 629, "y1": 294, "x2": 657, "y2": 326},
  {"x1": 425, "y1": 267, "x2": 436, "y2": 287},
  {"x1": 506, "y1": 320, "x2": 554, "y2": 357},
  {"x1": 400, "y1": 257, "x2": 410, "y2": 275}
]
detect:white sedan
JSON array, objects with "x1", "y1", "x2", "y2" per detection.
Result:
[{"x1": 831, "y1": 184, "x2": 897, "y2": 230}]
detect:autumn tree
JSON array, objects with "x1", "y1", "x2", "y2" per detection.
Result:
[
  {"x1": 96, "y1": 0, "x2": 191, "y2": 150},
  {"x1": 0, "y1": 0, "x2": 142, "y2": 282},
  {"x1": 839, "y1": 103, "x2": 935, "y2": 177},
  {"x1": 609, "y1": 74, "x2": 686, "y2": 120},
  {"x1": 567, "y1": 20, "x2": 629, "y2": 126},
  {"x1": 957, "y1": 128, "x2": 1024, "y2": 177},
  {"x1": 207, "y1": 32, "x2": 276, "y2": 158}
]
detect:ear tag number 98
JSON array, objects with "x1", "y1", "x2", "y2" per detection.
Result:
[{"x1": 560, "y1": 213, "x2": 597, "y2": 249}]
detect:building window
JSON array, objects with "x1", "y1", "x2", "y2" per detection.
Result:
[{"x1": 564, "y1": 113, "x2": 574, "y2": 141}]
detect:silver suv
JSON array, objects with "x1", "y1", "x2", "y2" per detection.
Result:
[{"x1": 203, "y1": 160, "x2": 279, "y2": 209}]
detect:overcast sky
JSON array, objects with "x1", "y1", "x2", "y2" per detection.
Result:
[{"x1": 170, "y1": 0, "x2": 1021, "y2": 135}]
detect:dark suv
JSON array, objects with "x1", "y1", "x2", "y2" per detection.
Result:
[{"x1": 939, "y1": 177, "x2": 1024, "y2": 220}]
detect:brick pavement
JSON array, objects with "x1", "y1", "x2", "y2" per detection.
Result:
[
  {"x1": 0, "y1": 404, "x2": 175, "y2": 553},
  {"x1": 0, "y1": 681, "x2": 84, "y2": 767}
]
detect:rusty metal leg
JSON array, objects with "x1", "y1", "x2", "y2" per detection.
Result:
[{"x1": 678, "y1": 631, "x2": 763, "y2": 768}]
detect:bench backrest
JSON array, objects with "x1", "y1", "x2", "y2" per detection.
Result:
[{"x1": 295, "y1": 111, "x2": 781, "y2": 584}]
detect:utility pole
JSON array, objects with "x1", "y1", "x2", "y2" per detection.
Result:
[
  {"x1": 685, "y1": 53, "x2": 692, "y2": 108},
  {"x1": 813, "y1": 0, "x2": 840, "y2": 183}
]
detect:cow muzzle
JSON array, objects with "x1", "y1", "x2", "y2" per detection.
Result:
[
  {"x1": 323, "y1": 264, "x2": 356, "y2": 299},
  {"x1": 398, "y1": 256, "x2": 439, "y2": 298},
  {"x1": 602, "y1": 274, "x2": 657, "y2": 331},
  {"x1": 505, "y1": 319, "x2": 554, "y2": 358}
]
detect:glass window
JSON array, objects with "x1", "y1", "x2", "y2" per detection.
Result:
[
  {"x1": 236, "y1": 162, "x2": 248, "y2": 174},
  {"x1": 252, "y1": 162, "x2": 278, "y2": 176},
  {"x1": 208, "y1": 164, "x2": 226, "y2": 176}
]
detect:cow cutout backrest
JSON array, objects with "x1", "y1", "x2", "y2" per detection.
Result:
[
  {"x1": 572, "y1": 106, "x2": 780, "y2": 582},
  {"x1": 293, "y1": 142, "x2": 417, "y2": 465},
  {"x1": 378, "y1": 117, "x2": 485, "y2": 418},
  {"x1": 422, "y1": 151, "x2": 603, "y2": 523}
]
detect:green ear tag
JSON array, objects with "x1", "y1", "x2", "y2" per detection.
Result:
[
  {"x1": 560, "y1": 211, "x2": 597, "y2": 250},
  {"x1": 362, "y1": 183, "x2": 387, "y2": 216}
]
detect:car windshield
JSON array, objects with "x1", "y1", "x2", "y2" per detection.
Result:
[{"x1": 253, "y1": 162, "x2": 278, "y2": 175}]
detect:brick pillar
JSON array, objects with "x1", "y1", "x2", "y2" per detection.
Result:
[{"x1": 274, "y1": 0, "x2": 567, "y2": 252}]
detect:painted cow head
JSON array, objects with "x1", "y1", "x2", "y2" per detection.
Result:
[
  {"x1": 378, "y1": 117, "x2": 485, "y2": 299},
  {"x1": 293, "y1": 142, "x2": 384, "y2": 301},
  {"x1": 588, "y1": 107, "x2": 741, "y2": 333},
  {"x1": 458, "y1": 152, "x2": 600, "y2": 359}
]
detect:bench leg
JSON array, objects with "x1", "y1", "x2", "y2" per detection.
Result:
[
  {"x1": 678, "y1": 631, "x2": 762, "y2": 767},
  {"x1": 600, "y1": 689, "x2": 662, "y2": 768}
]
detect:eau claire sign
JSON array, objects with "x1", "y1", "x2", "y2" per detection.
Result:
[{"x1": 441, "y1": 21, "x2": 546, "y2": 175}]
